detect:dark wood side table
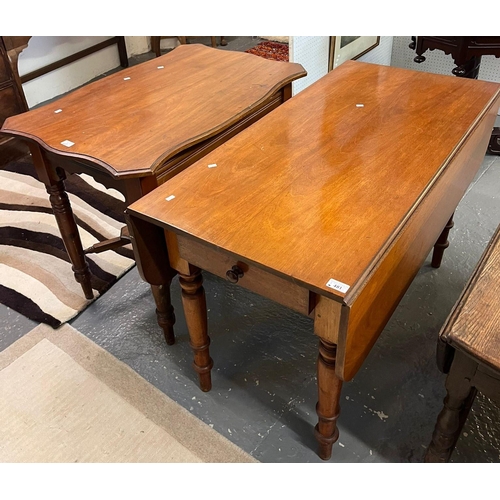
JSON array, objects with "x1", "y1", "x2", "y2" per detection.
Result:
[
  {"x1": 410, "y1": 36, "x2": 500, "y2": 154},
  {"x1": 1, "y1": 43, "x2": 306, "y2": 343},
  {"x1": 425, "y1": 224, "x2": 500, "y2": 462},
  {"x1": 126, "y1": 61, "x2": 500, "y2": 459}
]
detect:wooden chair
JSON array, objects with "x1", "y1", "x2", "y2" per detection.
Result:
[
  {"x1": 425, "y1": 223, "x2": 500, "y2": 462},
  {"x1": 151, "y1": 37, "x2": 227, "y2": 57}
]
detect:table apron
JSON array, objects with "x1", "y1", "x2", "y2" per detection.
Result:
[{"x1": 176, "y1": 234, "x2": 314, "y2": 316}]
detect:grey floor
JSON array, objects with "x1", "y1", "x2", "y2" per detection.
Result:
[{"x1": 2, "y1": 37, "x2": 500, "y2": 463}]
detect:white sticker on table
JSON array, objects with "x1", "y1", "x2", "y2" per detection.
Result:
[
  {"x1": 326, "y1": 278, "x2": 350, "y2": 293},
  {"x1": 61, "y1": 140, "x2": 74, "y2": 147},
  {"x1": 165, "y1": 195, "x2": 175, "y2": 201}
]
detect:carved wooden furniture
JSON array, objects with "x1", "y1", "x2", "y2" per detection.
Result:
[
  {"x1": 126, "y1": 60, "x2": 500, "y2": 460},
  {"x1": 409, "y1": 36, "x2": 500, "y2": 154},
  {"x1": 151, "y1": 37, "x2": 227, "y2": 57},
  {"x1": 0, "y1": 43, "x2": 306, "y2": 341},
  {"x1": 425, "y1": 224, "x2": 500, "y2": 462}
]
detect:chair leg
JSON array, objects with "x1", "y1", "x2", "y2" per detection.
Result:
[{"x1": 210, "y1": 37, "x2": 217, "y2": 48}]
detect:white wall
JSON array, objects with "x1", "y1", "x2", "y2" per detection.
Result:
[
  {"x1": 290, "y1": 36, "x2": 394, "y2": 95},
  {"x1": 357, "y1": 36, "x2": 394, "y2": 66},
  {"x1": 289, "y1": 37, "x2": 330, "y2": 95},
  {"x1": 18, "y1": 36, "x2": 154, "y2": 108}
]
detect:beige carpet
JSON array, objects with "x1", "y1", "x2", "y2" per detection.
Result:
[{"x1": 0, "y1": 324, "x2": 257, "y2": 463}]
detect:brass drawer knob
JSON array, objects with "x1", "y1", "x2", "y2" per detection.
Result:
[{"x1": 226, "y1": 265, "x2": 244, "y2": 284}]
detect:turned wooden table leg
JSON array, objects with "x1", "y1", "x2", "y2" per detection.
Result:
[
  {"x1": 432, "y1": 213, "x2": 455, "y2": 268},
  {"x1": 315, "y1": 339, "x2": 343, "y2": 460},
  {"x1": 425, "y1": 351, "x2": 477, "y2": 463},
  {"x1": 151, "y1": 283, "x2": 175, "y2": 345},
  {"x1": 179, "y1": 268, "x2": 213, "y2": 391},
  {"x1": 30, "y1": 145, "x2": 93, "y2": 299}
]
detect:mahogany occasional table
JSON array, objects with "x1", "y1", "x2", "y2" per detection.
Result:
[
  {"x1": 126, "y1": 60, "x2": 500, "y2": 460},
  {"x1": 0, "y1": 44, "x2": 306, "y2": 343}
]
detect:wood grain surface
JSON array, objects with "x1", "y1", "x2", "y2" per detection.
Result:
[
  {"x1": 1, "y1": 44, "x2": 306, "y2": 177},
  {"x1": 340, "y1": 108, "x2": 498, "y2": 379},
  {"x1": 128, "y1": 60, "x2": 500, "y2": 302},
  {"x1": 443, "y1": 225, "x2": 500, "y2": 371}
]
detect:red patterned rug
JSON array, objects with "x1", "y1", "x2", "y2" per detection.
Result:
[{"x1": 245, "y1": 41, "x2": 289, "y2": 62}]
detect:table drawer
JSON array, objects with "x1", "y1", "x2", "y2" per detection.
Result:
[{"x1": 176, "y1": 234, "x2": 313, "y2": 316}]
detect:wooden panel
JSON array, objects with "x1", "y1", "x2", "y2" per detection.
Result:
[
  {"x1": 127, "y1": 61, "x2": 500, "y2": 300},
  {"x1": 125, "y1": 212, "x2": 175, "y2": 286},
  {"x1": 177, "y1": 235, "x2": 312, "y2": 316},
  {"x1": 444, "y1": 225, "x2": 500, "y2": 372},
  {"x1": 2, "y1": 36, "x2": 31, "y2": 53},
  {"x1": 314, "y1": 296, "x2": 343, "y2": 344},
  {"x1": 0, "y1": 85, "x2": 25, "y2": 124},
  {"x1": 0, "y1": 37, "x2": 28, "y2": 149},
  {"x1": 0, "y1": 46, "x2": 9, "y2": 83},
  {"x1": 338, "y1": 101, "x2": 499, "y2": 381},
  {"x1": 1, "y1": 44, "x2": 306, "y2": 178}
]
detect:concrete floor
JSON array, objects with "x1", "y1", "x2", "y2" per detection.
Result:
[{"x1": 1, "y1": 37, "x2": 500, "y2": 463}]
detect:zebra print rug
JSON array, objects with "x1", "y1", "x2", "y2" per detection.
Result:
[{"x1": 0, "y1": 154, "x2": 135, "y2": 328}]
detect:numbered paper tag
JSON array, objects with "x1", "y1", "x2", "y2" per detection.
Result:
[{"x1": 326, "y1": 278, "x2": 350, "y2": 293}]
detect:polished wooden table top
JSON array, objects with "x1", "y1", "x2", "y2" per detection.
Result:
[
  {"x1": 130, "y1": 60, "x2": 500, "y2": 301},
  {"x1": 1, "y1": 44, "x2": 306, "y2": 179}
]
